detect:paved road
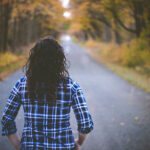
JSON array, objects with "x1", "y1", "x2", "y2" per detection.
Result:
[{"x1": 0, "y1": 37, "x2": 150, "y2": 150}]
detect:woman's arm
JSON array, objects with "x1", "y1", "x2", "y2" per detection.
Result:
[
  {"x1": 75, "y1": 132, "x2": 88, "y2": 150},
  {"x1": 8, "y1": 132, "x2": 21, "y2": 150},
  {"x1": 1, "y1": 79, "x2": 22, "y2": 149},
  {"x1": 71, "y1": 81, "x2": 94, "y2": 149},
  {"x1": 77, "y1": 132, "x2": 88, "y2": 146}
]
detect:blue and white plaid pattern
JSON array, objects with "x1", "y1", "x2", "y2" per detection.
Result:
[{"x1": 1, "y1": 75, "x2": 94, "y2": 150}]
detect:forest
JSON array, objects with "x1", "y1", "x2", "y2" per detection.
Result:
[
  {"x1": 70, "y1": 0, "x2": 150, "y2": 42},
  {"x1": 0, "y1": 0, "x2": 65, "y2": 52},
  {"x1": 0, "y1": 0, "x2": 66, "y2": 79},
  {"x1": 69, "y1": 0, "x2": 150, "y2": 84},
  {"x1": 0, "y1": 0, "x2": 150, "y2": 90}
]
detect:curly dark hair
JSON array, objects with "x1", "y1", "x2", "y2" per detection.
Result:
[{"x1": 23, "y1": 35, "x2": 69, "y2": 103}]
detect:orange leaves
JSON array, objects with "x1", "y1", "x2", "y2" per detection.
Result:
[{"x1": 0, "y1": 0, "x2": 15, "y2": 5}]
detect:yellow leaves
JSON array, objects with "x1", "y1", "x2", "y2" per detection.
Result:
[
  {"x1": 11, "y1": 0, "x2": 63, "y2": 20},
  {"x1": 86, "y1": 38, "x2": 150, "y2": 73},
  {"x1": 10, "y1": 0, "x2": 64, "y2": 34},
  {"x1": 0, "y1": 0, "x2": 15, "y2": 5},
  {"x1": 11, "y1": 2, "x2": 35, "y2": 19},
  {"x1": 0, "y1": 52, "x2": 19, "y2": 68}
]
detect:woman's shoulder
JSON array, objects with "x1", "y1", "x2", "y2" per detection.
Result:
[
  {"x1": 18, "y1": 75, "x2": 80, "y2": 89},
  {"x1": 16, "y1": 75, "x2": 27, "y2": 85},
  {"x1": 62, "y1": 76, "x2": 77, "y2": 85},
  {"x1": 20, "y1": 75, "x2": 27, "y2": 81},
  {"x1": 15, "y1": 75, "x2": 27, "y2": 87},
  {"x1": 63, "y1": 76, "x2": 81, "y2": 91}
]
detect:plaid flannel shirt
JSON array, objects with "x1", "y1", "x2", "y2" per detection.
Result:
[{"x1": 1, "y1": 75, "x2": 94, "y2": 150}]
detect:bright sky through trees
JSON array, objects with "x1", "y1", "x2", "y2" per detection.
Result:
[
  {"x1": 63, "y1": 11, "x2": 71, "y2": 18},
  {"x1": 60, "y1": 0, "x2": 71, "y2": 18},
  {"x1": 60, "y1": 0, "x2": 70, "y2": 8}
]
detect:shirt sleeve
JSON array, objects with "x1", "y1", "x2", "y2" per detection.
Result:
[
  {"x1": 1, "y1": 79, "x2": 22, "y2": 136},
  {"x1": 71, "y1": 81, "x2": 94, "y2": 134}
]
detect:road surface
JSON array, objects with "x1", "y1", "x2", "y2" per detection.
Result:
[{"x1": 0, "y1": 36, "x2": 150, "y2": 150}]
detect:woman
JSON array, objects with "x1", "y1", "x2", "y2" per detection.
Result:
[{"x1": 1, "y1": 36, "x2": 94, "y2": 150}]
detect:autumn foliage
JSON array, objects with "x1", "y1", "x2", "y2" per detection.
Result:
[
  {"x1": 70, "y1": 0, "x2": 150, "y2": 42},
  {"x1": 0, "y1": 0, "x2": 65, "y2": 52},
  {"x1": 70, "y1": 0, "x2": 150, "y2": 75}
]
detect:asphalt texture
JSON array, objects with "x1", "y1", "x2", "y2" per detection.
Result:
[{"x1": 0, "y1": 37, "x2": 150, "y2": 150}]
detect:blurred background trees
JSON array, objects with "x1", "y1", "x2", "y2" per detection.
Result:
[
  {"x1": 0, "y1": 0, "x2": 150, "y2": 76},
  {"x1": 1, "y1": 0, "x2": 149, "y2": 51},
  {"x1": 0, "y1": 0, "x2": 64, "y2": 52},
  {"x1": 70, "y1": 0, "x2": 150, "y2": 44},
  {"x1": 69, "y1": 0, "x2": 150, "y2": 75}
]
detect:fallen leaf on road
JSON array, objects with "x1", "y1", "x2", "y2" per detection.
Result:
[
  {"x1": 134, "y1": 116, "x2": 139, "y2": 121},
  {"x1": 112, "y1": 118, "x2": 115, "y2": 122},
  {"x1": 128, "y1": 102, "x2": 132, "y2": 105},
  {"x1": 111, "y1": 105, "x2": 114, "y2": 108},
  {"x1": 116, "y1": 141, "x2": 120, "y2": 145},
  {"x1": 127, "y1": 138, "x2": 131, "y2": 143},
  {"x1": 137, "y1": 122, "x2": 144, "y2": 126},
  {"x1": 120, "y1": 122, "x2": 125, "y2": 126}
]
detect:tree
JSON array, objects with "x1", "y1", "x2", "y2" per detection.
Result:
[
  {"x1": 0, "y1": 0, "x2": 65, "y2": 52},
  {"x1": 70, "y1": 0, "x2": 150, "y2": 43}
]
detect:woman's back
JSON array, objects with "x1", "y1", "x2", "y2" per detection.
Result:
[
  {"x1": 2, "y1": 75, "x2": 93, "y2": 149},
  {"x1": 1, "y1": 36, "x2": 94, "y2": 150}
]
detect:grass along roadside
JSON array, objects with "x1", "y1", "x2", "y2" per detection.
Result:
[
  {"x1": 0, "y1": 44, "x2": 33, "y2": 81},
  {"x1": 0, "y1": 37, "x2": 62, "y2": 82},
  {"x1": 80, "y1": 40, "x2": 150, "y2": 93}
]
